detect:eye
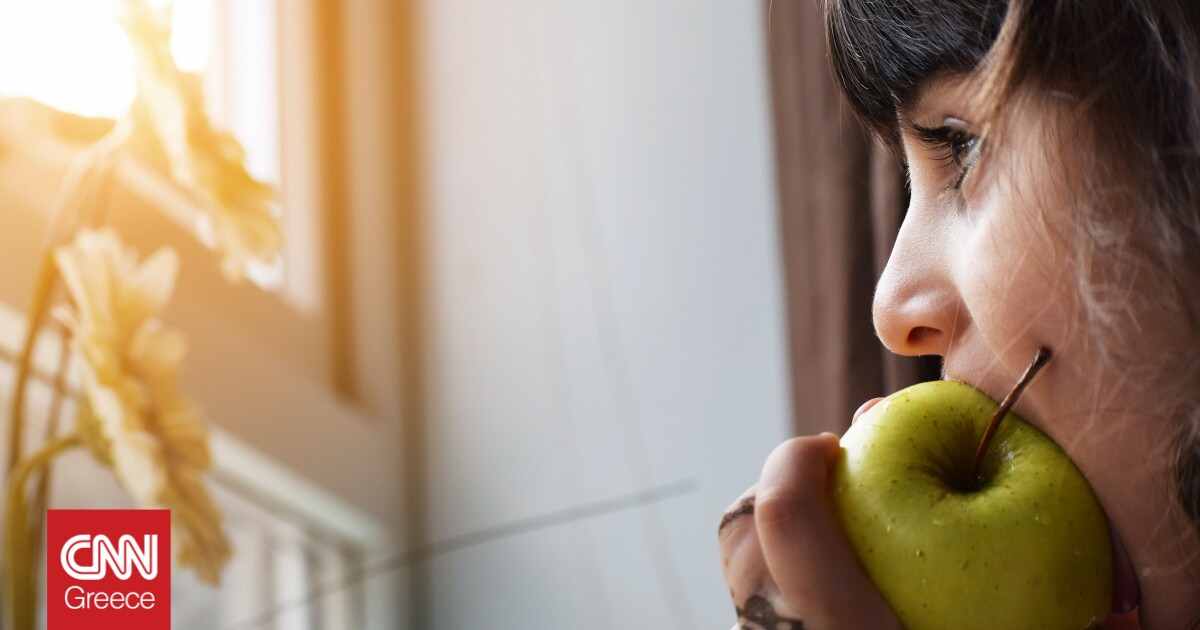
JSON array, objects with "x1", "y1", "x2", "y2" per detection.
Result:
[
  {"x1": 912, "y1": 121, "x2": 982, "y2": 189},
  {"x1": 945, "y1": 129, "x2": 977, "y2": 168}
]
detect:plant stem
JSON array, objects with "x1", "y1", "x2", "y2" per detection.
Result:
[
  {"x1": 1, "y1": 124, "x2": 125, "y2": 630},
  {"x1": 6, "y1": 124, "x2": 126, "y2": 477},
  {"x1": 3, "y1": 433, "x2": 80, "y2": 630},
  {"x1": 22, "y1": 327, "x2": 74, "y2": 626},
  {"x1": 6, "y1": 252, "x2": 59, "y2": 476},
  {"x1": 969, "y1": 347, "x2": 1053, "y2": 486},
  {"x1": 31, "y1": 327, "x2": 70, "y2": 518}
]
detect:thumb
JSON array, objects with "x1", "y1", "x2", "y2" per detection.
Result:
[{"x1": 754, "y1": 434, "x2": 900, "y2": 628}]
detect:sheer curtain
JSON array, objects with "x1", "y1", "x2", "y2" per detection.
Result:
[{"x1": 763, "y1": 0, "x2": 939, "y2": 435}]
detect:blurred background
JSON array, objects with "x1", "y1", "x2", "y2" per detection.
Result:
[{"x1": 0, "y1": 0, "x2": 932, "y2": 628}]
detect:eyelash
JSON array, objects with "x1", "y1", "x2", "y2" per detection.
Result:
[{"x1": 913, "y1": 124, "x2": 981, "y2": 190}]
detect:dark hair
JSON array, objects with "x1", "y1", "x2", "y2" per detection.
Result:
[
  {"x1": 825, "y1": 1, "x2": 1003, "y2": 154},
  {"x1": 823, "y1": 0, "x2": 1200, "y2": 535}
]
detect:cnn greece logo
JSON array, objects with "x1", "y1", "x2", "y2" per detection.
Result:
[
  {"x1": 60, "y1": 534, "x2": 158, "y2": 581},
  {"x1": 48, "y1": 509, "x2": 171, "y2": 630}
]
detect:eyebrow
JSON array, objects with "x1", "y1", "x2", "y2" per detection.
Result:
[
  {"x1": 896, "y1": 72, "x2": 977, "y2": 130},
  {"x1": 895, "y1": 94, "x2": 937, "y2": 139}
]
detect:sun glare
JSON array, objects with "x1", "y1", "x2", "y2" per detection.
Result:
[{"x1": 0, "y1": 0, "x2": 212, "y2": 119}]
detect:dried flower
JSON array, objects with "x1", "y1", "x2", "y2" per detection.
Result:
[
  {"x1": 54, "y1": 228, "x2": 231, "y2": 584},
  {"x1": 115, "y1": 0, "x2": 282, "y2": 281}
]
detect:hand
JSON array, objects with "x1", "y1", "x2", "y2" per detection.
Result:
[
  {"x1": 719, "y1": 399, "x2": 1142, "y2": 630},
  {"x1": 718, "y1": 401, "x2": 900, "y2": 630}
]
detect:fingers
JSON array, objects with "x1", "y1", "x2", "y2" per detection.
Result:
[
  {"x1": 720, "y1": 416, "x2": 900, "y2": 629},
  {"x1": 735, "y1": 594, "x2": 806, "y2": 630},
  {"x1": 718, "y1": 485, "x2": 766, "y2": 607},
  {"x1": 754, "y1": 434, "x2": 901, "y2": 629},
  {"x1": 852, "y1": 397, "x2": 884, "y2": 424},
  {"x1": 719, "y1": 521, "x2": 802, "y2": 630},
  {"x1": 718, "y1": 486, "x2": 756, "y2": 537}
]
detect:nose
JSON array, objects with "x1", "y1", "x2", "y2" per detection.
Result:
[{"x1": 872, "y1": 218, "x2": 965, "y2": 358}]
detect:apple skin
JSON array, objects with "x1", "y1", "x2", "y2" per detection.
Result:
[{"x1": 831, "y1": 380, "x2": 1112, "y2": 630}]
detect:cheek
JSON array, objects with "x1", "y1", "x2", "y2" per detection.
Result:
[
  {"x1": 952, "y1": 173, "x2": 1169, "y2": 436},
  {"x1": 953, "y1": 183, "x2": 1083, "y2": 363}
]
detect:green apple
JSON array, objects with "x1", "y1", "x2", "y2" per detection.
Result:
[{"x1": 831, "y1": 380, "x2": 1112, "y2": 630}]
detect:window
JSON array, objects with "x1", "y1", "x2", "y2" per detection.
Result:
[
  {"x1": 0, "y1": 1, "x2": 404, "y2": 626},
  {"x1": 0, "y1": 0, "x2": 300, "y2": 295}
]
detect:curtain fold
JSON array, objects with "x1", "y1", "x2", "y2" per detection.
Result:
[{"x1": 764, "y1": 0, "x2": 936, "y2": 435}]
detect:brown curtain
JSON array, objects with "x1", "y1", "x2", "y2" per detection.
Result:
[{"x1": 764, "y1": 0, "x2": 938, "y2": 435}]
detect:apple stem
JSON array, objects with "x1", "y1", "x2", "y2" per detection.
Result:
[{"x1": 968, "y1": 347, "x2": 1053, "y2": 488}]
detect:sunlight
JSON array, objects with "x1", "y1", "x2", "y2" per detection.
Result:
[{"x1": 0, "y1": 0, "x2": 212, "y2": 119}]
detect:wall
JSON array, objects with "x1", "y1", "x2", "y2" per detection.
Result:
[{"x1": 416, "y1": 1, "x2": 792, "y2": 627}]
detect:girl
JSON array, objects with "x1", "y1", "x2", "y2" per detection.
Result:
[{"x1": 719, "y1": 1, "x2": 1200, "y2": 628}]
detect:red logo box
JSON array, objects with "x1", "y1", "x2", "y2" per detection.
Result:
[{"x1": 47, "y1": 510, "x2": 170, "y2": 630}]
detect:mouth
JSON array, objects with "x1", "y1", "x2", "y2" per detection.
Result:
[{"x1": 1110, "y1": 521, "x2": 1140, "y2": 615}]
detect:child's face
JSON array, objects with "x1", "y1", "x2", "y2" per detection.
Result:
[{"x1": 878, "y1": 76, "x2": 1200, "y2": 625}]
